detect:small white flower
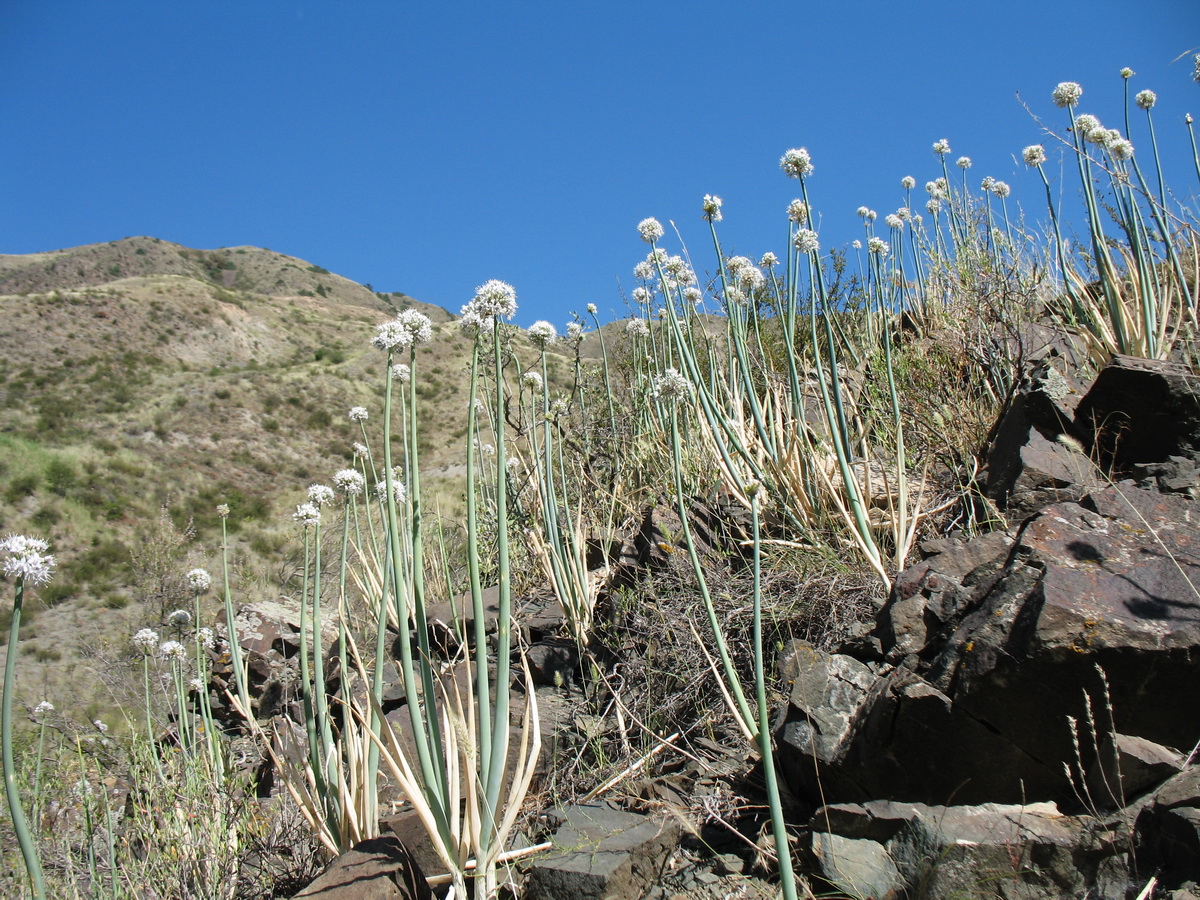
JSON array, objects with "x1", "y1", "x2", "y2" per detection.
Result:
[
  {"x1": 683, "y1": 287, "x2": 703, "y2": 304},
  {"x1": 189, "y1": 677, "x2": 206, "y2": 693},
  {"x1": 348, "y1": 406, "x2": 368, "y2": 422},
  {"x1": 1120, "y1": 67, "x2": 1134, "y2": 79},
  {"x1": 932, "y1": 138, "x2": 951, "y2": 156},
  {"x1": 197, "y1": 627, "x2": 215, "y2": 650},
  {"x1": 34, "y1": 700, "x2": 54, "y2": 717},
  {"x1": 980, "y1": 176, "x2": 996, "y2": 192},
  {"x1": 1110, "y1": 139, "x2": 1134, "y2": 161},
  {"x1": 956, "y1": 156, "x2": 972, "y2": 169},
  {"x1": 133, "y1": 628, "x2": 160, "y2": 654},
  {"x1": 1136, "y1": 90, "x2": 1156, "y2": 111},
  {"x1": 391, "y1": 363, "x2": 411, "y2": 383},
  {"x1": 397, "y1": 309, "x2": 434, "y2": 344},
  {"x1": 637, "y1": 218, "x2": 665, "y2": 243},
  {"x1": 625, "y1": 318, "x2": 650, "y2": 338},
  {"x1": 925, "y1": 180, "x2": 943, "y2": 197},
  {"x1": 855, "y1": 205, "x2": 871, "y2": 219},
  {"x1": 792, "y1": 229, "x2": 820, "y2": 254},
  {"x1": 159, "y1": 641, "x2": 186, "y2": 662},
  {"x1": 631, "y1": 286, "x2": 654, "y2": 305},
  {"x1": 522, "y1": 371, "x2": 544, "y2": 392},
  {"x1": 307, "y1": 484, "x2": 335, "y2": 508},
  {"x1": 787, "y1": 199, "x2": 809, "y2": 224},
  {"x1": 372, "y1": 320, "x2": 410, "y2": 351},
  {"x1": 726, "y1": 256, "x2": 752, "y2": 275},
  {"x1": 885, "y1": 214, "x2": 904, "y2": 231},
  {"x1": 586, "y1": 303, "x2": 598, "y2": 315},
  {"x1": 293, "y1": 502, "x2": 321, "y2": 527},
  {"x1": 991, "y1": 180, "x2": 1011, "y2": 198},
  {"x1": 901, "y1": 176, "x2": 915, "y2": 190},
  {"x1": 633, "y1": 260, "x2": 656, "y2": 280},
  {"x1": 353, "y1": 441, "x2": 370, "y2": 459},
  {"x1": 724, "y1": 285, "x2": 747, "y2": 306},
  {"x1": 458, "y1": 305, "x2": 493, "y2": 334},
  {"x1": 186, "y1": 568, "x2": 212, "y2": 593},
  {"x1": 469, "y1": 280, "x2": 518, "y2": 320},
  {"x1": 739, "y1": 266, "x2": 765, "y2": 290},
  {"x1": 926, "y1": 197, "x2": 942, "y2": 214},
  {"x1": 1053, "y1": 82, "x2": 1083, "y2": 107},
  {"x1": 779, "y1": 147, "x2": 814, "y2": 178},
  {"x1": 374, "y1": 470, "x2": 407, "y2": 504},
  {"x1": 651, "y1": 368, "x2": 692, "y2": 402},
  {"x1": 867, "y1": 236, "x2": 890, "y2": 256},
  {"x1": 476, "y1": 441, "x2": 497, "y2": 458},
  {"x1": 702, "y1": 194, "x2": 723, "y2": 221},
  {"x1": 333, "y1": 468, "x2": 365, "y2": 496},
  {"x1": 93, "y1": 720, "x2": 108, "y2": 733},
  {"x1": 167, "y1": 609, "x2": 192, "y2": 629},
  {"x1": 1023, "y1": 144, "x2": 1047, "y2": 166},
  {"x1": 852, "y1": 239, "x2": 862, "y2": 250},
  {"x1": 896, "y1": 207, "x2": 911, "y2": 220},
  {"x1": 760, "y1": 252, "x2": 778, "y2": 268},
  {"x1": 216, "y1": 503, "x2": 231, "y2": 518}
]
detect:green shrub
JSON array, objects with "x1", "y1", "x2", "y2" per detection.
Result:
[
  {"x1": 44, "y1": 458, "x2": 77, "y2": 497},
  {"x1": 4, "y1": 473, "x2": 41, "y2": 502}
]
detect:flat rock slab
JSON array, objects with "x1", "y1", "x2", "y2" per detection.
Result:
[{"x1": 524, "y1": 803, "x2": 680, "y2": 900}]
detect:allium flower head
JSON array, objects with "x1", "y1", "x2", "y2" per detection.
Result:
[
  {"x1": 1194, "y1": 53, "x2": 1200, "y2": 85},
  {"x1": 216, "y1": 503, "x2": 231, "y2": 518},
  {"x1": 651, "y1": 368, "x2": 692, "y2": 402},
  {"x1": 739, "y1": 266, "x2": 765, "y2": 290},
  {"x1": 633, "y1": 260, "x2": 656, "y2": 281},
  {"x1": 1136, "y1": 90, "x2": 1157, "y2": 110},
  {"x1": 470, "y1": 280, "x2": 518, "y2": 320},
  {"x1": 792, "y1": 229, "x2": 820, "y2": 254},
  {"x1": 375, "y1": 469, "x2": 407, "y2": 504},
  {"x1": 727, "y1": 256, "x2": 752, "y2": 275},
  {"x1": 637, "y1": 218, "x2": 665, "y2": 243},
  {"x1": 197, "y1": 627, "x2": 216, "y2": 650},
  {"x1": 1073, "y1": 114, "x2": 1101, "y2": 138},
  {"x1": 631, "y1": 286, "x2": 654, "y2": 306},
  {"x1": 167, "y1": 609, "x2": 192, "y2": 629},
  {"x1": 334, "y1": 468, "x2": 365, "y2": 497},
  {"x1": 396, "y1": 309, "x2": 434, "y2": 345},
  {"x1": 1110, "y1": 139, "x2": 1134, "y2": 161},
  {"x1": 926, "y1": 198, "x2": 942, "y2": 214},
  {"x1": 566, "y1": 321, "x2": 583, "y2": 341},
  {"x1": 372, "y1": 321, "x2": 408, "y2": 351},
  {"x1": 885, "y1": 214, "x2": 904, "y2": 231},
  {"x1": 522, "y1": 371, "x2": 544, "y2": 392},
  {"x1": 1023, "y1": 144, "x2": 1047, "y2": 166},
  {"x1": 760, "y1": 252, "x2": 779, "y2": 268},
  {"x1": 1053, "y1": 82, "x2": 1083, "y2": 107},
  {"x1": 956, "y1": 156, "x2": 972, "y2": 169},
  {"x1": 353, "y1": 441, "x2": 369, "y2": 459},
  {"x1": 867, "y1": 237, "x2": 890, "y2": 256},
  {"x1": 991, "y1": 180, "x2": 1011, "y2": 199},
  {"x1": 307, "y1": 484, "x2": 335, "y2": 508},
  {"x1": 189, "y1": 677, "x2": 206, "y2": 693},
  {"x1": 932, "y1": 139, "x2": 951, "y2": 156},
  {"x1": 702, "y1": 194, "x2": 723, "y2": 221},
  {"x1": 1, "y1": 534, "x2": 55, "y2": 586},
  {"x1": 348, "y1": 406, "x2": 368, "y2": 422},
  {"x1": 391, "y1": 363, "x2": 411, "y2": 383},
  {"x1": 925, "y1": 180, "x2": 943, "y2": 198},
  {"x1": 855, "y1": 205, "x2": 870, "y2": 219},
  {"x1": 980, "y1": 176, "x2": 996, "y2": 192},
  {"x1": 187, "y1": 568, "x2": 212, "y2": 594},
  {"x1": 788, "y1": 199, "x2": 810, "y2": 223},
  {"x1": 586, "y1": 303, "x2": 598, "y2": 315},
  {"x1": 852, "y1": 239, "x2": 862, "y2": 250},
  {"x1": 159, "y1": 640, "x2": 187, "y2": 662},
  {"x1": 33, "y1": 700, "x2": 54, "y2": 717},
  {"x1": 780, "y1": 148, "x2": 814, "y2": 178},
  {"x1": 293, "y1": 502, "x2": 321, "y2": 528},
  {"x1": 625, "y1": 318, "x2": 650, "y2": 338},
  {"x1": 1120, "y1": 67, "x2": 1134, "y2": 79},
  {"x1": 133, "y1": 628, "x2": 160, "y2": 654},
  {"x1": 683, "y1": 287, "x2": 703, "y2": 304},
  {"x1": 901, "y1": 176, "x2": 915, "y2": 190},
  {"x1": 458, "y1": 305, "x2": 492, "y2": 335}
]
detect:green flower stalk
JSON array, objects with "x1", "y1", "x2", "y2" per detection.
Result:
[{"x1": 2, "y1": 534, "x2": 55, "y2": 900}]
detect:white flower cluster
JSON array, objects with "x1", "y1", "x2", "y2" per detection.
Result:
[
  {"x1": 926, "y1": 198, "x2": 942, "y2": 214},
  {"x1": 566, "y1": 321, "x2": 583, "y2": 341},
  {"x1": 1023, "y1": 144, "x2": 1047, "y2": 166},
  {"x1": 1136, "y1": 90, "x2": 1157, "y2": 111},
  {"x1": 133, "y1": 628, "x2": 160, "y2": 654},
  {"x1": 1, "y1": 534, "x2": 55, "y2": 586},
  {"x1": 348, "y1": 406, "x2": 369, "y2": 422},
  {"x1": 637, "y1": 217, "x2": 665, "y2": 244},
  {"x1": 197, "y1": 627, "x2": 216, "y2": 650},
  {"x1": 159, "y1": 640, "x2": 187, "y2": 662},
  {"x1": 333, "y1": 468, "x2": 365, "y2": 497},
  {"x1": 216, "y1": 503, "x2": 231, "y2": 519},
  {"x1": 186, "y1": 568, "x2": 212, "y2": 593},
  {"x1": 375, "y1": 469, "x2": 407, "y2": 504},
  {"x1": 391, "y1": 363, "x2": 411, "y2": 382},
  {"x1": 788, "y1": 199, "x2": 810, "y2": 224},
  {"x1": 702, "y1": 194, "x2": 723, "y2": 222},
  {"x1": 33, "y1": 700, "x2": 54, "y2": 717},
  {"x1": 1053, "y1": 82, "x2": 1083, "y2": 108},
  {"x1": 293, "y1": 502, "x2": 321, "y2": 527},
  {"x1": 901, "y1": 176, "x2": 915, "y2": 190},
  {"x1": 932, "y1": 139, "x2": 951, "y2": 156},
  {"x1": 760, "y1": 252, "x2": 778, "y2": 269},
  {"x1": 779, "y1": 147, "x2": 814, "y2": 179},
  {"x1": 372, "y1": 309, "x2": 434, "y2": 351},
  {"x1": 586, "y1": 303, "x2": 598, "y2": 315},
  {"x1": 625, "y1": 318, "x2": 650, "y2": 338},
  {"x1": 792, "y1": 229, "x2": 820, "y2": 254},
  {"x1": 633, "y1": 260, "x2": 655, "y2": 280},
  {"x1": 307, "y1": 484, "x2": 335, "y2": 507},
  {"x1": 652, "y1": 368, "x2": 692, "y2": 402},
  {"x1": 631, "y1": 286, "x2": 654, "y2": 306},
  {"x1": 522, "y1": 371, "x2": 544, "y2": 392},
  {"x1": 957, "y1": 156, "x2": 972, "y2": 169},
  {"x1": 885, "y1": 214, "x2": 904, "y2": 231},
  {"x1": 167, "y1": 609, "x2": 192, "y2": 629},
  {"x1": 856, "y1": 206, "x2": 877, "y2": 221},
  {"x1": 867, "y1": 237, "x2": 890, "y2": 256},
  {"x1": 991, "y1": 180, "x2": 1011, "y2": 198}
]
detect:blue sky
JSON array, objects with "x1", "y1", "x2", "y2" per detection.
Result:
[{"x1": 1, "y1": 1, "x2": 1196, "y2": 327}]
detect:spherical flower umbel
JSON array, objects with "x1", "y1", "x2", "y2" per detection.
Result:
[
  {"x1": 586, "y1": 303, "x2": 598, "y2": 315},
  {"x1": 780, "y1": 148, "x2": 814, "y2": 179},
  {"x1": 702, "y1": 194, "x2": 723, "y2": 222},
  {"x1": 788, "y1": 199, "x2": 810, "y2": 224},
  {"x1": 926, "y1": 198, "x2": 942, "y2": 214},
  {"x1": 133, "y1": 628, "x2": 160, "y2": 654},
  {"x1": 1053, "y1": 82, "x2": 1083, "y2": 107},
  {"x1": 167, "y1": 609, "x2": 192, "y2": 629},
  {"x1": 1073, "y1": 114, "x2": 1102, "y2": 139},
  {"x1": 932, "y1": 139, "x2": 951, "y2": 156},
  {"x1": 197, "y1": 627, "x2": 216, "y2": 651},
  {"x1": 1023, "y1": 144, "x2": 1047, "y2": 167},
  {"x1": 901, "y1": 176, "x2": 915, "y2": 190},
  {"x1": 566, "y1": 321, "x2": 583, "y2": 341},
  {"x1": 957, "y1": 156, "x2": 972, "y2": 169},
  {"x1": 1, "y1": 534, "x2": 55, "y2": 586},
  {"x1": 852, "y1": 239, "x2": 862, "y2": 250},
  {"x1": 760, "y1": 252, "x2": 779, "y2": 268},
  {"x1": 372, "y1": 321, "x2": 410, "y2": 351},
  {"x1": 470, "y1": 280, "x2": 518, "y2": 320},
  {"x1": 633, "y1": 260, "x2": 656, "y2": 281},
  {"x1": 33, "y1": 700, "x2": 54, "y2": 718},
  {"x1": 333, "y1": 469, "x2": 365, "y2": 496},
  {"x1": 652, "y1": 368, "x2": 692, "y2": 402},
  {"x1": 1110, "y1": 139, "x2": 1135, "y2": 161},
  {"x1": 216, "y1": 503, "x2": 231, "y2": 519},
  {"x1": 1136, "y1": 90, "x2": 1157, "y2": 111},
  {"x1": 159, "y1": 640, "x2": 187, "y2": 662},
  {"x1": 391, "y1": 363, "x2": 411, "y2": 383},
  {"x1": 631, "y1": 286, "x2": 654, "y2": 306},
  {"x1": 307, "y1": 484, "x2": 335, "y2": 508},
  {"x1": 186, "y1": 568, "x2": 212, "y2": 593},
  {"x1": 637, "y1": 218, "x2": 665, "y2": 244},
  {"x1": 867, "y1": 237, "x2": 890, "y2": 256},
  {"x1": 792, "y1": 229, "x2": 820, "y2": 254},
  {"x1": 1120, "y1": 67, "x2": 1134, "y2": 79},
  {"x1": 522, "y1": 371, "x2": 544, "y2": 392},
  {"x1": 991, "y1": 180, "x2": 1012, "y2": 199},
  {"x1": 374, "y1": 475, "x2": 407, "y2": 505},
  {"x1": 348, "y1": 406, "x2": 368, "y2": 422},
  {"x1": 293, "y1": 502, "x2": 321, "y2": 528},
  {"x1": 885, "y1": 214, "x2": 904, "y2": 231},
  {"x1": 980, "y1": 176, "x2": 996, "y2": 192},
  {"x1": 856, "y1": 205, "x2": 871, "y2": 219},
  {"x1": 625, "y1": 318, "x2": 650, "y2": 338}
]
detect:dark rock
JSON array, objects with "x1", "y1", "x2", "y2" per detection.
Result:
[
  {"x1": 1136, "y1": 769, "x2": 1200, "y2": 889},
  {"x1": 1074, "y1": 354, "x2": 1200, "y2": 473},
  {"x1": 525, "y1": 637, "x2": 581, "y2": 688},
  {"x1": 524, "y1": 804, "x2": 680, "y2": 900},
  {"x1": 292, "y1": 834, "x2": 432, "y2": 899}
]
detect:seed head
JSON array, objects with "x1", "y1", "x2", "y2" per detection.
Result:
[
  {"x1": 1023, "y1": 144, "x2": 1047, "y2": 166},
  {"x1": 901, "y1": 176, "x2": 915, "y2": 190}
]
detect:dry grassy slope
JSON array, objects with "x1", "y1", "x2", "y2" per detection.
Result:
[{"x1": 0, "y1": 237, "x2": 588, "y2": 722}]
